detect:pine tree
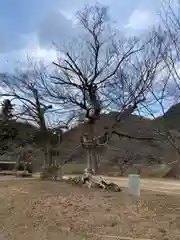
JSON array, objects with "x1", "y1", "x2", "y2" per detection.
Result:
[
  {"x1": 1, "y1": 99, "x2": 13, "y2": 122},
  {"x1": 0, "y1": 99, "x2": 17, "y2": 154}
]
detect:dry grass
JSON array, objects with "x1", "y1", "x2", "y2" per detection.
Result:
[
  {"x1": 63, "y1": 163, "x2": 85, "y2": 175},
  {"x1": 0, "y1": 178, "x2": 180, "y2": 240},
  {"x1": 64, "y1": 163, "x2": 171, "y2": 178}
]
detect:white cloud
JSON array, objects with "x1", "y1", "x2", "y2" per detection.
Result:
[
  {"x1": 0, "y1": 2, "x2": 161, "y2": 72},
  {"x1": 0, "y1": 33, "x2": 57, "y2": 73},
  {"x1": 20, "y1": 33, "x2": 57, "y2": 62},
  {"x1": 124, "y1": 9, "x2": 157, "y2": 30}
]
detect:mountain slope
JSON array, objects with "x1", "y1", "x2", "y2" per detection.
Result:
[
  {"x1": 0, "y1": 103, "x2": 180, "y2": 174},
  {"x1": 60, "y1": 103, "x2": 180, "y2": 168},
  {"x1": 155, "y1": 103, "x2": 180, "y2": 131}
]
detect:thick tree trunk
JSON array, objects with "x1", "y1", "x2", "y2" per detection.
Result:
[
  {"x1": 84, "y1": 122, "x2": 97, "y2": 175},
  {"x1": 85, "y1": 146, "x2": 95, "y2": 174},
  {"x1": 91, "y1": 147, "x2": 99, "y2": 173}
]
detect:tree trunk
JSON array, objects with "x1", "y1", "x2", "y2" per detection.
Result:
[
  {"x1": 92, "y1": 147, "x2": 99, "y2": 173},
  {"x1": 85, "y1": 146, "x2": 95, "y2": 174},
  {"x1": 172, "y1": 163, "x2": 180, "y2": 179},
  {"x1": 84, "y1": 122, "x2": 97, "y2": 175},
  {"x1": 44, "y1": 144, "x2": 49, "y2": 166},
  {"x1": 58, "y1": 164, "x2": 63, "y2": 180},
  {"x1": 14, "y1": 154, "x2": 21, "y2": 171}
]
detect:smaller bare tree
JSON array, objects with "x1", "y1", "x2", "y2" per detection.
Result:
[{"x1": 0, "y1": 62, "x2": 65, "y2": 178}]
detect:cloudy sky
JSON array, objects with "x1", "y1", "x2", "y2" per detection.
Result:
[{"x1": 0, "y1": 0, "x2": 164, "y2": 72}]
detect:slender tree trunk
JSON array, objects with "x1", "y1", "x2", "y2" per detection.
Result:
[
  {"x1": 58, "y1": 162, "x2": 63, "y2": 180},
  {"x1": 15, "y1": 154, "x2": 20, "y2": 171},
  {"x1": 44, "y1": 144, "x2": 49, "y2": 166}
]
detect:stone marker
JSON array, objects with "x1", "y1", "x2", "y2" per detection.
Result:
[{"x1": 128, "y1": 174, "x2": 140, "y2": 196}]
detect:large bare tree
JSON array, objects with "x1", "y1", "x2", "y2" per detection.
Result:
[{"x1": 42, "y1": 4, "x2": 164, "y2": 176}]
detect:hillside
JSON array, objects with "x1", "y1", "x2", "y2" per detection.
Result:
[
  {"x1": 0, "y1": 103, "x2": 180, "y2": 175},
  {"x1": 60, "y1": 103, "x2": 180, "y2": 169},
  {"x1": 155, "y1": 103, "x2": 180, "y2": 131}
]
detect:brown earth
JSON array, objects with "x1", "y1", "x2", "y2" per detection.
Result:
[
  {"x1": 103, "y1": 176, "x2": 180, "y2": 195},
  {"x1": 0, "y1": 177, "x2": 180, "y2": 239}
]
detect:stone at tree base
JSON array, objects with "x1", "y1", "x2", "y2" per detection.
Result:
[{"x1": 65, "y1": 175, "x2": 122, "y2": 192}]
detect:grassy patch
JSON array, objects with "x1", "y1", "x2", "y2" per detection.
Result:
[
  {"x1": 63, "y1": 163, "x2": 85, "y2": 175},
  {"x1": 61, "y1": 163, "x2": 172, "y2": 178},
  {"x1": 99, "y1": 165, "x2": 171, "y2": 178},
  {"x1": 140, "y1": 165, "x2": 171, "y2": 178}
]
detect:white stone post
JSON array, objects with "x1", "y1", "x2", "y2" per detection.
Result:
[{"x1": 128, "y1": 174, "x2": 140, "y2": 196}]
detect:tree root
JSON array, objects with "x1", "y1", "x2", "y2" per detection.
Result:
[{"x1": 65, "y1": 175, "x2": 122, "y2": 192}]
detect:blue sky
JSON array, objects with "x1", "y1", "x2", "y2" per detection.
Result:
[{"x1": 0, "y1": 0, "x2": 164, "y2": 72}]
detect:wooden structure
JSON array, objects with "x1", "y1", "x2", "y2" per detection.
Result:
[{"x1": 0, "y1": 161, "x2": 16, "y2": 171}]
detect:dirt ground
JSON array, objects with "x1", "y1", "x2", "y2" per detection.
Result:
[
  {"x1": 0, "y1": 178, "x2": 180, "y2": 240},
  {"x1": 103, "y1": 176, "x2": 180, "y2": 195}
]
